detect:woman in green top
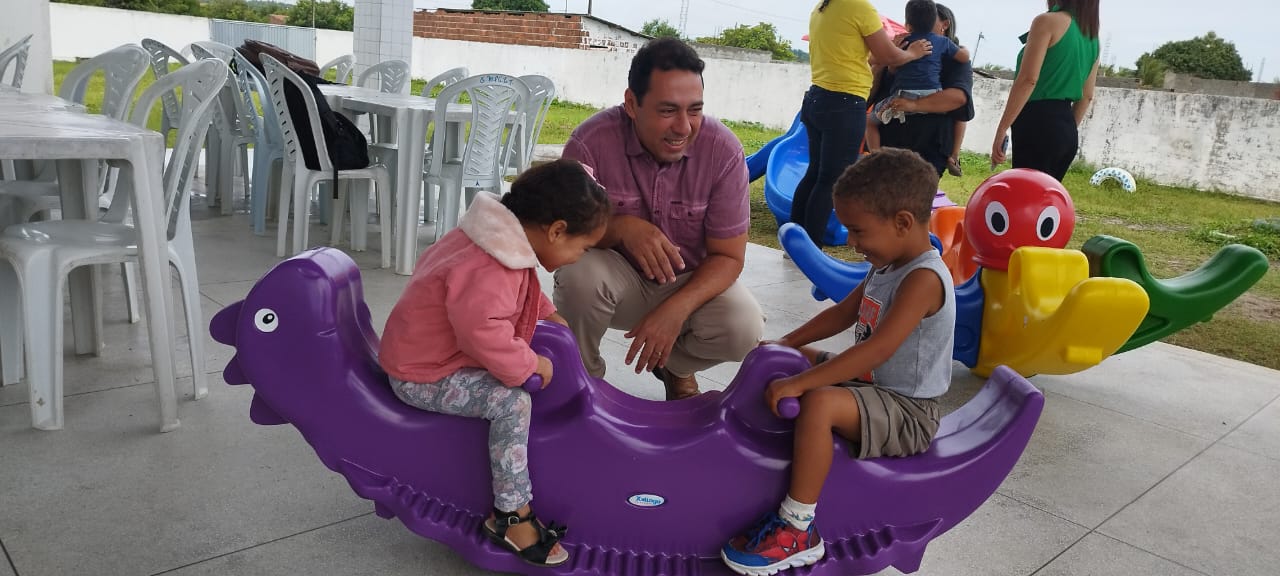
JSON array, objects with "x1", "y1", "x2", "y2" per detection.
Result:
[{"x1": 990, "y1": 0, "x2": 1100, "y2": 181}]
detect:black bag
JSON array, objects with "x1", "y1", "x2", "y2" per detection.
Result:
[
  {"x1": 236, "y1": 39, "x2": 320, "y2": 77},
  {"x1": 287, "y1": 72, "x2": 369, "y2": 173},
  {"x1": 236, "y1": 41, "x2": 369, "y2": 176}
]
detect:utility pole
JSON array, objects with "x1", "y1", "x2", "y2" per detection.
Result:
[
  {"x1": 588, "y1": 1, "x2": 593, "y2": 15},
  {"x1": 679, "y1": 0, "x2": 690, "y2": 37},
  {"x1": 972, "y1": 31, "x2": 984, "y2": 67},
  {"x1": 1258, "y1": 58, "x2": 1266, "y2": 82}
]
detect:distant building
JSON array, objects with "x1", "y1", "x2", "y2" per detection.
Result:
[{"x1": 410, "y1": 8, "x2": 772, "y2": 63}]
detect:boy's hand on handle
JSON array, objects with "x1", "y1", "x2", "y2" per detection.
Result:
[
  {"x1": 765, "y1": 376, "x2": 806, "y2": 418},
  {"x1": 621, "y1": 219, "x2": 685, "y2": 284}
]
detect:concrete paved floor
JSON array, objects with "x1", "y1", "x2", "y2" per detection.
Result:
[{"x1": 0, "y1": 191, "x2": 1276, "y2": 576}]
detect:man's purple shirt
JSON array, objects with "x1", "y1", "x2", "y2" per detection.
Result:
[{"x1": 561, "y1": 105, "x2": 750, "y2": 272}]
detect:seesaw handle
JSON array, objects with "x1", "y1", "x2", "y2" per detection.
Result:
[
  {"x1": 778, "y1": 397, "x2": 800, "y2": 419},
  {"x1": 522, "y1": 374, "x2": 543, "y2": 393}
]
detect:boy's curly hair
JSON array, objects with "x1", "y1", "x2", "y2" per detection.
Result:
[{"x1": 832, "y1": 149, "x2": 939, "y2": 222}]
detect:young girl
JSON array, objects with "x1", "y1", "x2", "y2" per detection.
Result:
[
  {"x1": 379, "y1": 159, "x2": 610, "y2": 567},
  {"x1": 721, "y1": 149, "x2": 955, "y2": 575}
]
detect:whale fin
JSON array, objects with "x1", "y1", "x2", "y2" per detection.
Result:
[
  {"x1": 209, "y1": 300, "x2": 243, "y2": 346},
  {"x1": 249, "y1": 393, "x2": 289, "y2": 426},
  {"x1": 222, "y1": 354, "x2": 248, "y2": 385}
]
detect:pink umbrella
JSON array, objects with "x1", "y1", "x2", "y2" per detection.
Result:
[{"x1": 801, "y1": 15, "x2": 908, "y2": 41}]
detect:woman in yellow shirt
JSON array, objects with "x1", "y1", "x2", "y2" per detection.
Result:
[{"x1": 791, "y1": 0, "x2": 931, "y2": 247}]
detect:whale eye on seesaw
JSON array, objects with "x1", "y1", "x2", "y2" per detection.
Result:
[{"x1": 254, "y1": 308, "x2": 279, "y2": 333}]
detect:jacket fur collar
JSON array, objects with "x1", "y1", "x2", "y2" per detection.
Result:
[{"x1": 458, "y1": 192, "x2": 539, "y2": 270}]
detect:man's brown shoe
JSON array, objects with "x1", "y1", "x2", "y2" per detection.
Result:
[{"x1": 653, "y1": 367, "x2": 700, "y2": 401}]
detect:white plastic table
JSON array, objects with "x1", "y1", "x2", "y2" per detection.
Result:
[
  {"x1": 319, "y1": 85, "x2": 498, "y2": 275},
  {"x1": 0, "y1": 103, "x2": 179, "y2": 432}
]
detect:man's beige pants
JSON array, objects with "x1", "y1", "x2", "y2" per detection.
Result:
[{"x1": 553, "y1": 249, "x2": 765, "y2": 379}]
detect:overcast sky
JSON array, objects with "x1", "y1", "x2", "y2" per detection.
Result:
[{"x1": 414, "y1": 0, "x2": 1279, "y2": 81}]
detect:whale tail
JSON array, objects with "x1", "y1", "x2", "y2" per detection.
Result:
[{"x1": 1083, "y1": 235, "x2": 1269, "y2": 353}]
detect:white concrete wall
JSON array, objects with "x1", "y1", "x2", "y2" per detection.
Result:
[
  {"x1": 2, "y1": 0, "x2": 53, "y2": 93},
  {"x1": 409, "y1": 37, "x2": 810, "y2": 128},
  {"x1": 42, "y1": 4, "x2": 1280, "y2": 202},
  {"x1": 49, "y1": 4, "x2": 206, "y2": 62},
  {"x1": 966, "y1": 78, "x2": 1280, "y2": 202}
]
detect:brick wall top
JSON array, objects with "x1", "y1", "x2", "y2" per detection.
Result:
[{"x1": 412, "y1": 9, "x2": 637, "y2": 51}]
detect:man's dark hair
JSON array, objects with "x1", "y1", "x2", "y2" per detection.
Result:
[
  {"x1": 833, "y1": 149, "x2": 938, "y2": 222},
  {"x1": 627, "y1": 38, "x2": 705, "y2": 104},
  {"x1": 905, "y1": 0, "x2": 939, "y2": 34}
]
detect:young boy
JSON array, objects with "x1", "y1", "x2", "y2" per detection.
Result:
[
  {"x1": 721, "y1": 148, "x2": 956, "y2": 575},
  {"x1": 866, "y1": 0, "x2": 969, "y2": 152}
]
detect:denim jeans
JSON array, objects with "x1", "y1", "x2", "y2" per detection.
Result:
[{"x1": 790, "y1": 85, "x2": 867, "y2": 246}]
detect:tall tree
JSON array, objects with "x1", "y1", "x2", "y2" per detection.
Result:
[
  {"x1": 641, "y1": 18, "x2": 681, "y2": 39},
  {"x1": 696, "y1": 22, "x2": 795, "y2": 61},
  {"x1": 206, "y1": 0, "x2": 265, "y2": 22},
  {"x1": 471, "y1": 0, "x2": 550, "y2": 11},
  {"x1": 1138, "y1": 32, "x2": 1251, "y2": 83},
  {"x1": 286, "y1": 0, "x2": 354, "y2": 31}
]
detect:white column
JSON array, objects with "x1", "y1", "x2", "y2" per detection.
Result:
[
  {"x1": 353, "y1": 0, "x2": 413, "y2": 92},
  {"x1": 1, "y1": 0, "x2": 53, "y2": 94}
]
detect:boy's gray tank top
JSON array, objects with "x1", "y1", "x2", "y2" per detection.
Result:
[{"x1": 852, "y1": 249, "x2": 955, "y2": 399}]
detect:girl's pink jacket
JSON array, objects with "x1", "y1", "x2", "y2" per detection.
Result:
[{"x1": 380, "y1": 192, "x2": 554, "y2": 387}]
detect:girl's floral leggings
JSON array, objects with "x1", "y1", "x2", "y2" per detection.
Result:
[{"x1": 391, "y1": 367, "x2": 533, "y2": 512}]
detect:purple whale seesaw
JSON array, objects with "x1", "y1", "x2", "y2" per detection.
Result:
[{"x1": 209, "y1": 248, "x2": 1044, "y2": 575}]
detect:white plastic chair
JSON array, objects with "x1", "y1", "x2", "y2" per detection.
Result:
[
  {"x1": 261, "y1": 54, "x2": 391, "y2": 267},
  {"x1": 235, "y1": 53, "x2": 286, "y2": 236},
  {"x1": 425, "y1": 73, "x2": 529, "y2": 242},
  {"x1": 0, "y1": 44, "x2": 150, "y2": 226},
  {"x1": 319, "y1": 55, "x2": 355, "y2": 85},
  {"x1": 0, "y1": 35, "x2": 33, "y2": 182},
  {"x1": 189, "y1": 40, "x2": 235, "y2": 62},
  {"x1": 420, "y1": 66, "x2": 469, "y2": 98},
  {"x1": 0, "y1": 58, "x2": 227, "y2": 430},
  {"x1": 191, "y1": 42, "x2": 256, "y2": 216},
  {"x1": 0, "y1": 34, "x2": 32, "y2": 90},
  {"x1": 357, "y1": 59, "x2": 409, "y2": 94},
  {"x1": 140, "y1": 38, "x2": 190, "y2": 138},
  {"x1": 509, "y1": 74, "x2": 556, "y2": 175}
]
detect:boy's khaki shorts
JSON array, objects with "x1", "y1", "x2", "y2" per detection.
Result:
[{"x1": 841, "y1": 382, "x2": 940, "y2": 459}]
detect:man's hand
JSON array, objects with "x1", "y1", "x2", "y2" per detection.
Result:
[
  {"x1": 534, "y1": 355, "x2": 554, "y2": 389},
  {"x1": 765, "y1": 376, "x2": 806, "y2": 418},
  {"x1": 619, "y1": 218, "x2": 686, "y2": 284},
  {"x1": 624, "y1": 306, "x2": 685, "y2": 374}
]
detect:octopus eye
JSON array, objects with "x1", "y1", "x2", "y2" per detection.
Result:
[
  {"x1": 985, "y1": 201, "x2": 1009, "y2": 236},
  {"x1": 1036, "y1": 206, "x2": 1062, "y2": 241}
]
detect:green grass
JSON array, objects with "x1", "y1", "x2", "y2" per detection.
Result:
[
  {"x1": 57, "y1": 60, "x2": 1279, "y2": 368},
  {"x1": 54, "y1": 60, "x2": 177, "y2": 146}
]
